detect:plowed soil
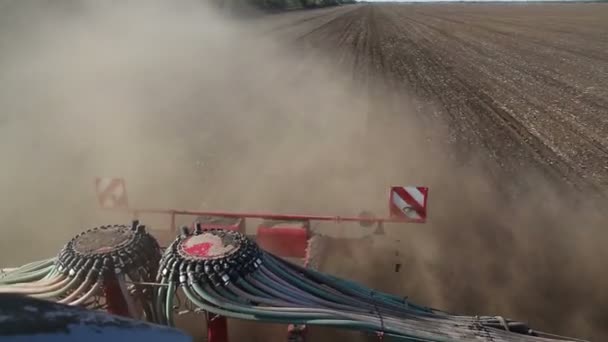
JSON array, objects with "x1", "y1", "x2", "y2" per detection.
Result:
[{"x1": 272, "y1": 3, "x2": 608, "y2": 196}]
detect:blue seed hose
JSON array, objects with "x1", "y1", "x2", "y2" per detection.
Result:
[
  {"x1": 0, "y1": 223, "x2": 589, "y2": 342},
  {"x1": 0, "y1": 223, "x2": 161, "y2": 317},
  {"x1": 156, "y1": 228, "x2": 588, "y2": 342}
]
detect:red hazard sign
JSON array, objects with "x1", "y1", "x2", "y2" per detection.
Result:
[
  {"x1": 95, "y1": 177, "x2": 129, "y2": 209},
  {"x1": 389, "y1": 186, "x2": 428, "y2": 221}
]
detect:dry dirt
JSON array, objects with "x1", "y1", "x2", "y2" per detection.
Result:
[
  {"x1": 1, "y1": 2, "x2": 608, "y2": 342},
  {"x1": 278, "y1": 3, "x2": 608, "y2": 197}
]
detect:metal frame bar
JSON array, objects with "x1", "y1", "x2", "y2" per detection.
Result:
[{"x1": 130, "y1": 208, "x2": 424, "y2": 232}]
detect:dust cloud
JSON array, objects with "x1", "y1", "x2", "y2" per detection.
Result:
[
  {"x1": 0, "y1": 1, "x2": 606, "y2": 342},
  {"x1": 0, "y1": 0, "x2": 374, "y2": 261}
]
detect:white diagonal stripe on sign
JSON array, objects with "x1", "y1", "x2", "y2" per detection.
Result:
[
  {"x1": 98, "y1": 178, "x2": 112, "y2": 192},
  {"x1": 112, "y1": 182, "x2": 124, "y2": 197},
  {"x1": 392, "y1": 191, "x2": 422, "y2": 219},
  {"x1": 405, "y1": 186, "x2": 425, "y2": 207}
]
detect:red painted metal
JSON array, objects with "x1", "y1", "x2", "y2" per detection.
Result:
[
  {"x1": 256, "y1": 220, "x2": 310, "y2": 259},
  {"x1": 131, "y1": 208, "x2": 424, "y2": 233},
  {"x1": 389, "y1": 186, "x2": 428, "y2": 220},
  {"x1": 183, "y1": 241, "x2": 213, "y2": 257},
  {"x1": 103, "y1": 275, "x2": 130, "y2": 318},
  {"x1": 96, "y1": 179, "x2": 428, "y2": 234},
  {"x1": 148, "y1": 208, "x2": 423, "y2": 223},
  {"x1": 207, "y1": 314, "x2": 229, "y2": 342}
]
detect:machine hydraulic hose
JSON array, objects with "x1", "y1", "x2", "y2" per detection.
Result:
[
  {"x1": 0, "y1": 223, "x2": 589, "y2": 342},
  {"x1": 0, "y1": 222, "x2": 161, "y2": 317},
  {"x1": 155, "y1": 227, "x2": 587, "y2": 342}
]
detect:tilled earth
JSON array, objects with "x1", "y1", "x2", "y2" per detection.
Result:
[{"x1": 266, "y1": 3, "x2": 608, "y2": 197}]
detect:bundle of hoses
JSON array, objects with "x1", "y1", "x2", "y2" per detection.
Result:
[
  {"x1": 156, "y1": 228, "x2": 587, "y2": 342},
  {"x1": 0, "y1": 222, "x2": 161, "y2": 316}
]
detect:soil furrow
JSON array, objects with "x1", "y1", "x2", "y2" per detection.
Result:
[{"x1": 295, "y1": 3, "x2": 608, "y2": 196}]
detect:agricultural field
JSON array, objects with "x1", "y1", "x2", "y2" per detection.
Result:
[{"x1": 268, "y1": 3, "x2": 608, "y2": 196}]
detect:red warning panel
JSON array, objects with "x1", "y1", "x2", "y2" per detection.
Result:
[
  {"x1": 389, "y1": 186, "x2": 428, "y2": 222},
  {"x1": 256, "y1": 220, "x2": 310, "y2": 259},
  {"x1": 95, "y1": 177, "x2": 129, "y2": 209}
]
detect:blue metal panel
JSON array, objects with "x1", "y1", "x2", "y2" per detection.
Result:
[{"x1": 0, "y1": 294, "x2": 192, "y2": 342}]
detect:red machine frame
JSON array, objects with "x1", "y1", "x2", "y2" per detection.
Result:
[{"x1": 94, "y1": 177, "x2": 429, "y2": 342}]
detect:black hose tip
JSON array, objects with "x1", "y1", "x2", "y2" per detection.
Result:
[{"x1": 137, "y1": 225, "x2": 146, "y2": 234}]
